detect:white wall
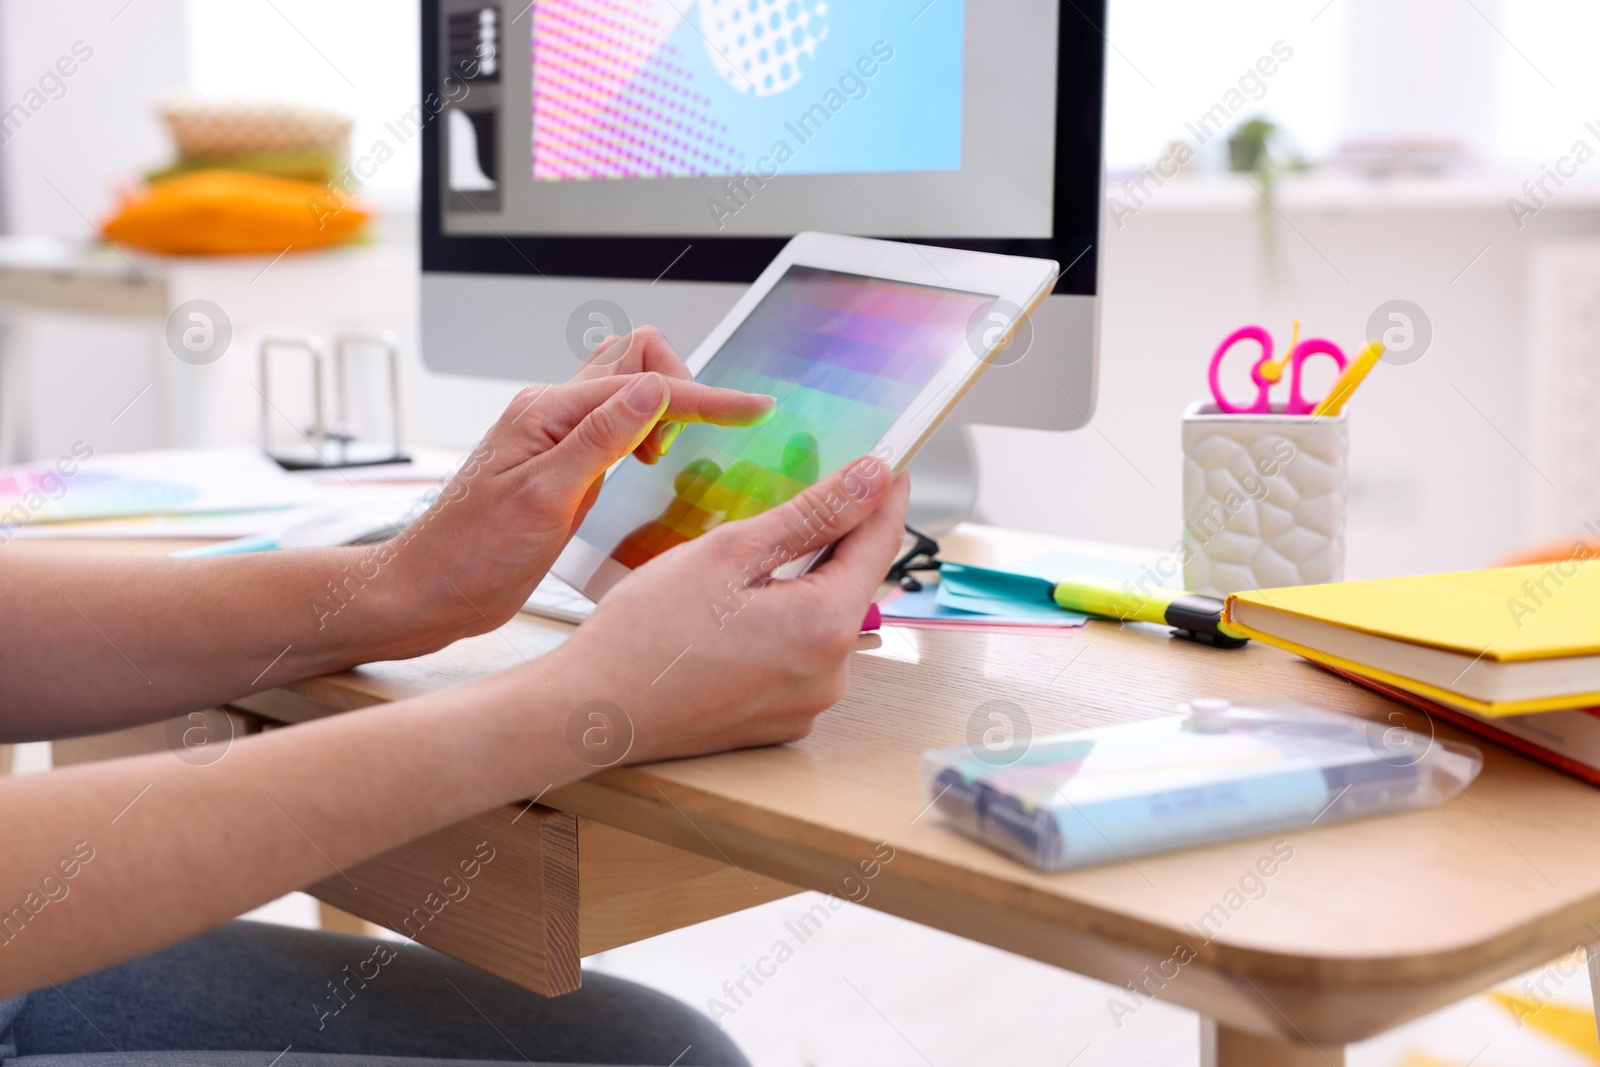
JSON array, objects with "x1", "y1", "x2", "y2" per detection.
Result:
[
  {"x1": 184, "y1": 0, "x2": 422, "y2": 207},
  {"x1": 0, "y1": 0, "x2": 189, "y2": 462},
  {"x1": 1103, "y1": 0, "x2": 1346, "y2": 170},
  {"x1": 1104, "y1": 0, "x2": 1600, "y2": 172},
  {"x1": 0, "y1": 0, "x2": 186, "y2": 236},
  {"x1": 0, "y1": 0, "x2": 512, "y2": 466}
]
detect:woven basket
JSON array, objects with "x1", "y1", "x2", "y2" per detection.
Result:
[{"x1": 159, "y1": 97, "x2": 352, "y2": 159}]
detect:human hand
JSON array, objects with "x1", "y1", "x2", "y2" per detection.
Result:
[
  {"x1": 543, "y1": 456, "x2": 910, "y2": 766},
  {"x1": 374, "y1": 367, "x2": 774, "y2": 656},
  {"x1": 571, "y1": 326, "x2": 701, "y2": 464}
]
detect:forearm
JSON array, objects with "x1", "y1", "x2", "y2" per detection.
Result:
[
  {"x1": 0, "y1": 365, "x2": 774, "y2": 742},
  {"x1": 0, "y1": 657, "x2": 584, "y2": 997},
  {"x1": 0, "y1": 546, "x2": 464, "y2": 740}
]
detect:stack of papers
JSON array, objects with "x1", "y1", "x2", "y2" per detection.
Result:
[
  {"x1": 880, "y1": 550, "x2": 1161, "y2": 634},
  {"x1": 0, "y1": 448, "x2": 319, "y2": 526},
  {"x1": 0, "y1": 447, "x2": 449, "y2": 542}
]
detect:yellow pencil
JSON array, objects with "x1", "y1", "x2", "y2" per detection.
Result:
[{"x1": 1311, "y1": 340, "x2": 1383, "y2": 417}]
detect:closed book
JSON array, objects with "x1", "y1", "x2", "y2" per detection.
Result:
[
  {"x1": 1331, "y1": 667, "x2": 1600, "y2": 787},
  {"x1": 1223, "y1": 562, "x2": 1600, "y2": 716}
]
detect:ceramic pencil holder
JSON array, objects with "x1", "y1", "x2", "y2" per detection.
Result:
[{"x1": 1180, "y1": 401, "x2": 1348, "y2": 598}]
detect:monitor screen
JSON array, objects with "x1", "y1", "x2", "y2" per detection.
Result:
[{"x1": 422, "y1": 0, "x2": 1102, "y2": 293}]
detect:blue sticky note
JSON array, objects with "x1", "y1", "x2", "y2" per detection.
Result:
[
  {"x1": 880, "y1": 584, "x2": 1081, "y2": 626},
  {"x1": 936, "y1": 583, "x2": 1084, "y2": 623},
  {"x1": 933, "y1": 552, "x2": 1159, "y2": 622},
  {"x1": 936, "y1": 563, "x2": 1054, "y2": 604}
]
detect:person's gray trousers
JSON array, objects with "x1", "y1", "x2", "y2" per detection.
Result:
[{"x1": 0, "y1": 921, "x2": 746, "y2": 1067}]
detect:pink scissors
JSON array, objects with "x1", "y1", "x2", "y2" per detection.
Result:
[{"x1": 1208, "y1": 322, "x2": 1348, "y2": 415}]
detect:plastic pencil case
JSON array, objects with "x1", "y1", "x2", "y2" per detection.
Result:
[{"x1": 922, "y1": 698, "x2": 1482, "y2": 872}]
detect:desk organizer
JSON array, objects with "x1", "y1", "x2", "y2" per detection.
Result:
[{"x1": 1181, "y1": 401, "x2": 1348, "y2": 598}]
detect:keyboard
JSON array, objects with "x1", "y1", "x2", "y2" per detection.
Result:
[{"x1": 520, "y1": 574, "x2": 596, "y2": 624}]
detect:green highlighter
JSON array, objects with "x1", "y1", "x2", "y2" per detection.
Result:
[{"x1": 1045, "y1": 574, "x2": 1249, "y2": 649}]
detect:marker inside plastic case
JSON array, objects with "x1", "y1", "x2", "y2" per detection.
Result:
[{"x1": 923, "y1": 698, "x2": 1447, "y2": 871}]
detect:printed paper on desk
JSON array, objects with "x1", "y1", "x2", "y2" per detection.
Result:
[
  {"x1": 3, "y1": 486, "x2": 432, "y2": 541},
  {"x1": 0, "y1": 447, "x2": 325, "y2": 524}
]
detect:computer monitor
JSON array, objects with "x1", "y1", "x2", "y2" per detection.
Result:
[{"x1": 419, "y1": 0, "x2": 1103, "y2": 435}]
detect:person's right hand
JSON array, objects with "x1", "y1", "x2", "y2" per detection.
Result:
[
  {"x1": 544, "y1": 456, "x2": 910, "y2": 766},
  {"x1": 359, "y1": 371, "x2": 771, "y2": 665}
]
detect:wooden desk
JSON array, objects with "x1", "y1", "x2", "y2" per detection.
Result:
[{"x1": 20, "y1": 528, "x2": 1600, "y2": 1066}]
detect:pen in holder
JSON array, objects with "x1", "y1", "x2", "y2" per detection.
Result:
[
  {"x1": 1180, "y1": 401, "x2": 1348, "y2": 598},
  {"x1": 259, "y1": 330, "x2": 406, "y2": 470}
]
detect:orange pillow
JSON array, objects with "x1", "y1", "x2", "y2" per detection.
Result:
[
  {"x1": 1498, "y1": 538, "x2": 1600, "y2": 567},
  {"x1": 100, "y1": 170, "x2": 369, "y2": 255}
]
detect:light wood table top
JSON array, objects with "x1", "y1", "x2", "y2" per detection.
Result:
[{"x1": 21, "y1": 525, "x2": 1600, "y2": 1063}]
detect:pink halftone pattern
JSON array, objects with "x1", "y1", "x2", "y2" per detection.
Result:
[{"x1": 532, "y1": 0, "x2": 741, "y2": 180}]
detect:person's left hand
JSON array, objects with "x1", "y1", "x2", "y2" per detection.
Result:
[{"x1": 367, "y1": 332, "x2": 773, "y2": 657}]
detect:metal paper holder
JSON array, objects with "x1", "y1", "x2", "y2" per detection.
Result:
[{"x1": 258, "y1": 329, "x2": 406, "y2": 470}]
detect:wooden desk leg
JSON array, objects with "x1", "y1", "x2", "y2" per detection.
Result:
[
  {"x1": 1200, "y1": 1018, "x2": 1345, "y2": 1067},
  {"x1": 310, "y1": 804, "x2": 582, "y2": 997}
]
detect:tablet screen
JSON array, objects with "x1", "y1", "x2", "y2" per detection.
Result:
[{"x1": 575, "y1": 265, "x2": 992, "y2": 570}]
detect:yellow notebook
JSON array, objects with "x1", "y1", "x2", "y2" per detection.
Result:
[{"x1": 1223, "y1": 562, "x2": 1600, "y2": 717}]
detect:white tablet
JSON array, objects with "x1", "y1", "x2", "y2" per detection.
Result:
[{"x1": 553, "y1": 232, "x2": 1058, "y2": 601}]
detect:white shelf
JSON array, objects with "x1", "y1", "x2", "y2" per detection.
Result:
[{"x1": 1107, "y1": 171, "x2": 1600, "y2": 213}]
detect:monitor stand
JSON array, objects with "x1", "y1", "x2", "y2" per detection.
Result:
[{"x1": 904, "y1": 421, "x2": 979, "y2": 533}]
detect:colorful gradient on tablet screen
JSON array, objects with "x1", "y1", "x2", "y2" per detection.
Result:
[{"x1": 578, "y1": 265, "x2": 991, "y2": 569}]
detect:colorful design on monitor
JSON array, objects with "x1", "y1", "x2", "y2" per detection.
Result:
[
  {"x1": 531, "y1": 0, "x2": 740, "y2": 180},
  {"x1": 530, "y1": 0, "x2": 964, "y2": 181},
  {"x1": 576, "y1": 265, "x2": 992, "y2": 568}
]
